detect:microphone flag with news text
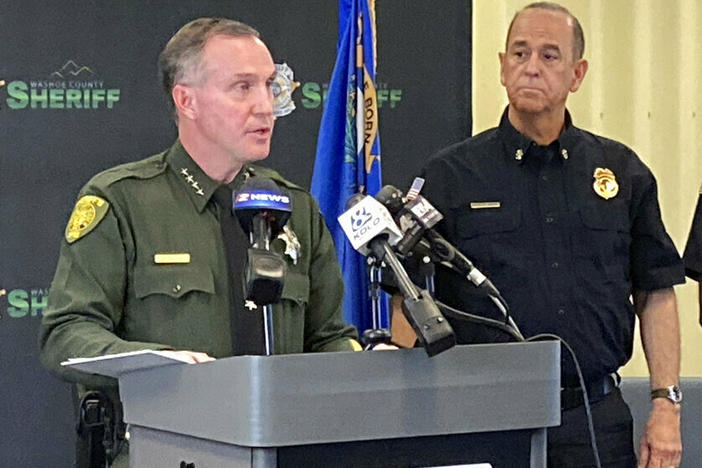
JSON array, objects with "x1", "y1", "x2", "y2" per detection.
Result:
[
  {"x1": 311, "y1": 0, "x2": 386, "y2": 332},
  {"x1": 234, "y1": 177, "x2": 292, "y2": 306}
]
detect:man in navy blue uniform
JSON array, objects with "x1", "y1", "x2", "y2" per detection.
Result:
[
  {"x1": 683, "y1": 185, "x2": 702, "y2": 327},
  {"x1": 422, "y1": 3, "x2": 684, "y2": 467}
]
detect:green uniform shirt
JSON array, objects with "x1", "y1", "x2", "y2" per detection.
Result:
[{"x1": 39, "y1": 140, "x2": 358, "y2": 390}]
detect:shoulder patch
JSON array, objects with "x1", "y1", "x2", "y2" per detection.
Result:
[
  {"x1": 89, "y1": 152, "x2": 167, "y2": 189},
  {"x1": 65, "y1": 196, "x2": 110, "y2": 243}
]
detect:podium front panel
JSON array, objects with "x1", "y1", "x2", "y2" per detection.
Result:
[
  {"x1": 129, "y1": 425, "x2": 274, "y2": 468},
  {"x1": 119, "y1": 342, "x2": 559, "y2": 448},
  {"x1": 129, "y1": 425, "x2": 541, "y2": 468}
]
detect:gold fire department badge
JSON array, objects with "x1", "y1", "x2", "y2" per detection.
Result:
[
  {"x1": 65, "y1": 195, "x2": 109, "y2": 243},
  {"x1": 592, "y1": 168, "x2": 619, "y2": 200}
]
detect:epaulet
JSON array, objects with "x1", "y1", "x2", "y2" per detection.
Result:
[
  {"x1": 87, "y1": 151, "x2": 168, "y2": 190},
  {"x1": 247, "y1": 165, "x2": 305, "y2": 192}
]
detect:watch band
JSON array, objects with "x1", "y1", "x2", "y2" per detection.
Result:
[{"x1": 650, "y1": 385, "x2": 682, "y2": 404}]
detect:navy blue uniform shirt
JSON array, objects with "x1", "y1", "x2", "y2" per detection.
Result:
[
  {"x1": 422, "y1": 109, "x2": 684, "y2": 383},
  {"x1": 683, "y1": 191, "x2": 702, "y2": 281}
]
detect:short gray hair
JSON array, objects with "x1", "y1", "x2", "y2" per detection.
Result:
[{"x1": 158, "y1": 17, "x2": 260, "y2": 116}]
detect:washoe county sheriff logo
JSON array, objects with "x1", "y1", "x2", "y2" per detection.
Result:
[{"x1": 1, "y1": 60, "x2": 120, "y2": 110}]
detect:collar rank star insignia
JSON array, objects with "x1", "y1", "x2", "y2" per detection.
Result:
[
  {"x1": 593, "y1": 167, "x2": 619, "y2": 200},
  {"x1": 180, "y1": 168, "x2": 205, "y2": 196},
  {"x1": 277, "y1": 225, "x2": 301, "y2": 265},
  {"x1": 65, "y1": 195, "x2": 110, "y2": 243}
]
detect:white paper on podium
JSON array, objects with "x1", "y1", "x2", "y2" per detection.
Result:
[
  {"x1": 61, "y1": 349, "x2": 190, "y2": 378},
  {"x1": 420, "y1": 464, "x2": 492, "y2": 468}
]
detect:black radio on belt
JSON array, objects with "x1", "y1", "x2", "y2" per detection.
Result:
[{"x1": 76, "y1": 390, "x2": 125, "y2": 467}]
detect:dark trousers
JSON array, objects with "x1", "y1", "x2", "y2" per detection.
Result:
[{"x1": 548, "y1": 388, "x2": 637, "y2": 468}]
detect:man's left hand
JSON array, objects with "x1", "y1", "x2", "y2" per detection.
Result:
[
  {"x1": 370, "y1": 343, "x2": 399, "y2": 351},
  {"x1": 637, "y1": 400, "x2": 682, "y2": 467}
]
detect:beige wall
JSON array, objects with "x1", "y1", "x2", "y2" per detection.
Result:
[{"x1": 472, "y1": 0, "x2": 702, "y2": 376}]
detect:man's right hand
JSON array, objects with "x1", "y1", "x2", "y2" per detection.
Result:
[{"x1": 160, "y1": 350, "x2": 215, "y2": 364}]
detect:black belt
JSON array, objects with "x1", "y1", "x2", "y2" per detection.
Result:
[{"x1": 561, "y1": 375, "x2": 617, "y2": 411}]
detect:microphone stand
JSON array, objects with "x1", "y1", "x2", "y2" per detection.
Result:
[
  {"x1": 401, "y1": 239, "x2": 438, "y2": 296},
  {"x1": 249, "y1": 215, "x2": 286, "y2": 356},
  {"x1": 263, "y1": 304, "x2": 274, "y2": 356},
  {"x1": 255, "y1": 216, "x2": 275, "y2": 356},
  {"x1": 368, "y1": 239, "x2": 455, "y2": 357},
  {"x1": 413, "y1": 254, "x2": 436, "y2": 297},
  {"x1": 362, "y1": 257, "x2": 393, "y2": 349}
]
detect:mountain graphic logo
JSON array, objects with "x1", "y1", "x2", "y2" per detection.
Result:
[
  {"x1": 51, "y1": 60, "x2": 94, "y2": 79},
  {"x1": 2, "y1": 60, "x2": 121, "y2": 111}
]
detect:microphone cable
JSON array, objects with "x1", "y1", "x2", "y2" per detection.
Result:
[
  {"x1": 527, "y1": 333, "x2": 603, "y2": 468},
  {"x1": 395, "y1": 301, "x2": 602, "y2": 467},
  {"x1": 435, "y1": 300, "x2": 525, "y2": 342},
  {"x1": 439, "y1": 258, "x2": 523, "y2": 339}
]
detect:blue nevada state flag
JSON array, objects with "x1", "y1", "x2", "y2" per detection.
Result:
[{"x1": 311, "y1": 0, "x2": 386, "y2": 334}]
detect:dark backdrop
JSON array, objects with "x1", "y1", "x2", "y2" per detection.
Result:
[{"x1": 0, "y1": 1, "x2": 471, "y2": 465}]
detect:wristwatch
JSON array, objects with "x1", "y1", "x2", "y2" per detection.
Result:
[{"x1": 650, "y1": 385, "x2": 683, "y2": 404}]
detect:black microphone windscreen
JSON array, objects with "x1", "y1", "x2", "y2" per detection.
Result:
[
  {"x1": 234, "y1": 176, "x2": 292, "y2": 236},
  {"x1": 375, "y1": 185, "x2": 404, "y2": 214},
  {"x1": 237, "y1": 176, "x2": 285, "y2": 199}
]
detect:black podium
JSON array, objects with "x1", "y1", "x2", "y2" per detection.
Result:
[{"x1": 113, "y1": 342, "x2": 559, "y2": 468}]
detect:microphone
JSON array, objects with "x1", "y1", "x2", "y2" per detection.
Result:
[
  {"x1": 234, "y1": 177, "x2": 292, "y2": 305},
  {"x1": 337, "y1": 193, "x2": 404, "y2": 255},
  {"x1": 375, "y1": 185, "x2": 499, "y2": 296},
  {"x1": 338, "y1": 194, "x2": 455, "y2": 356},
  {"x1": 234, "y1": 177, "x2": 292, "y2": 247},
  {"x1": 377, "y1": 183, "x2": 523, "y2": 339}
]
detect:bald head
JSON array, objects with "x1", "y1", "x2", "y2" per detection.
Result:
[{"x1": 506, "y1": 2, "x2": 585, "y2": 60}]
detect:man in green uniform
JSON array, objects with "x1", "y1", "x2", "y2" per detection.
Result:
[{"x1": 39, "y1": 17, "x2": 360, "y2": 467}]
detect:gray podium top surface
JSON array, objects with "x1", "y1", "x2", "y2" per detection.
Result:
[{"x1": 119, "y1": 342, "x2": 560, "y2": 447}]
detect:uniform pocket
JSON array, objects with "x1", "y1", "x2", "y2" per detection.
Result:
[
  {"x1": 573, "y1": 202, "x2": 631, "y2": 288},
  {"x1": 575, "y1": 203, "x2": 630, "y2": 261},
  {"x1": 455, "y1": 203, "x2": 521, "y2": 239},
  {"x1": 274, "y1": 271, "x2": 310, "y2": 353},
  {"x1": 453, "y1": 204, "x2": 523, "y2": 271},
  {"x1": 578, "y1": 202, "x2": 630, "y2": 233},
  {"x1": 133, "y1": 264, "x2": 215, "y2": 299},
  {"x1": 280, "y1": 271, "x2": 310, "y2": 305}
]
